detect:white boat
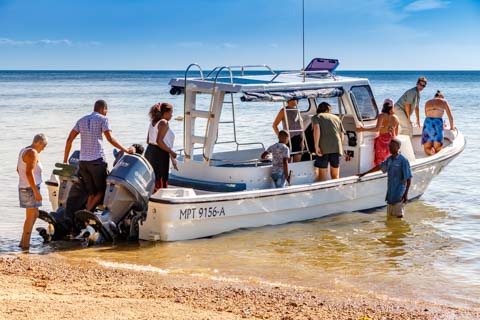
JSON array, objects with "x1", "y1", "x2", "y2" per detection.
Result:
[{"x1": 139, "y1": 58, "x2": 465, "y2": 241}]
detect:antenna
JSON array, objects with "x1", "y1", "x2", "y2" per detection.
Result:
[{"x1": 302, "y1": 0, "x2": 305, "y2": 82}]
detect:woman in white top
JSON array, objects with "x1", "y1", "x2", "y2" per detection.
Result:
[
  {"x1": 145, "y1": 102, "x2": 177, "y2": 191},
  {"x1": 17, "y1": 133, "x2": 48, "y2": 250}
]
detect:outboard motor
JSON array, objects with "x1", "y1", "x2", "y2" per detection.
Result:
[
  {"x1": 39, "y1": 151, "x2": 86, "y2": 241},
  {"x1": 46, "y1": 150, "x2": 80, "y2": 212},
  {"x1": 75, "y1": 153, "x2": 155, "y2": 242}
]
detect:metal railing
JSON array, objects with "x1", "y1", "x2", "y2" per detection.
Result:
[
  {"x1": 183, "y1": 63, "x2": 204, "y2": 159},
  {"x1": 204, "y1": 64, "x2": 276, "y2": 79},
  {"x1": 181, "y1": 63, "x2": 276, "y2": 163}
]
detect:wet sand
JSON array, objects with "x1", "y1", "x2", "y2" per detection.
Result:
[{"x1": 1, "y1": 254, "x2": 478, "y2": 320}]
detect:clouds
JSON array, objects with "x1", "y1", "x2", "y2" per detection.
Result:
[
  {"x1": 404, "y1": 0, "x2": 450, "y2": 12},
  {"x1": 222, "y1": 42, "x2": 238, "y2": 49},
  {"x1": 175, "y1": 41, "x2": 239, "y2": 49},
  {"x1": 0, "y1": 38, "x2": 100, "y2": 47}
]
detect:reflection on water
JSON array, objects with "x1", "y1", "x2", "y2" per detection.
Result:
[
  {"x1": 1, "y1": 201, "x2": 465, "y2": 308},
  {"x1": 2, "y1": 197, "x2": 477, "y2": 308},
  {"x1": 1, "y1": 71, "x2": 479, "y2": 309},
  {"x1": 378, "y1": 216, "x2": 411, "y2": 259}
]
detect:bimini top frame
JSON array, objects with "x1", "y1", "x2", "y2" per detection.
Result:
[{"x1": 169, "y1": 59, "x2": 370, "y2": 162}]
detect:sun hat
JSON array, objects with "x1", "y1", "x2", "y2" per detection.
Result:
[{"x1": 383, "y1": 98, "x2": 394, "y2": 107}]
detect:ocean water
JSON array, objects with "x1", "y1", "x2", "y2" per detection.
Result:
[{"x1": 0, "y1": 70, "x2": 478, "y2": 309}]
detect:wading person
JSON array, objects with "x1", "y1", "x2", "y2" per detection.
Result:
[
  {"x1": 64, "y1": 100, "x2": 133, "y2": 212},
  {"x1": 312, "y1": 101, "x2": 345, "y2": 181},
  {"x1": 272, "y1": 99, "x2": 304, "y2": 162},
  {"x1": 394, "y1": 77, "x2": 427, "y2": 137},
  {"x1": 422, "y1": 90, "x2": 455, "y2": 155},
  {"x1": 357, "y1": 98, "x2": 399, "y2": 165},
  {"x1": 261, "y1": 130, "x2": 291, "y2": 188},
  {"x1": 358, "y1": 139, "x2": 412, "y2": 218},
  {"x1": 18, "y1": 133, "x2": 48, "y2": 249},
  {"x1": 145, "y1": 102, "x2": 177, "y2": 191}
]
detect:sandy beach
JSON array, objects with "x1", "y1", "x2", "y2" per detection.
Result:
[{"x1": 1, "y1": 254, "x2": 478, "y2": 320}]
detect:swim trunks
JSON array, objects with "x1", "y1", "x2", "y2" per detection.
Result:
[{"x1": 421, "y1": 117, "x2": 443, "y2": 144}]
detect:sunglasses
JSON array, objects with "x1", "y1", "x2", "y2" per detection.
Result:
[{"x1": 418, "y1": 82, "x2": 427, "y2": 87}]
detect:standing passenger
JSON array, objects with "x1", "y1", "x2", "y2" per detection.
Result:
[
  {"x1": 422, "y1": 90, "x2": 455, "y2": 155},
  {"x1": 394, "y1": 77, "x2": 427, "y2": 137},
  {"x1": 272, "y1": 99, "x2": 304, "y2": 162},
  {"x1": 64, "y1": 100, "x2": 134, "y2": 212},
  {"x1": 18, "y1": 133, "x2": 48, "y2": 249},
  {"x1": 312, "y1": 102, "x2": 345, "y2": 181},
  {"x1": 145, "y1": 102, "x2": 177, "y2": 191},
  {"x1": 358, "y1": 139, "x2": 412, "y2": 218},
  {"x1": 358, "y1": 98, "x2": 399, "y2": 165}
]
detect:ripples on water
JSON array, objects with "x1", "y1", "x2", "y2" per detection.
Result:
[{"x1": 0, "y1": 70, "x2": 478, "y2": 308}]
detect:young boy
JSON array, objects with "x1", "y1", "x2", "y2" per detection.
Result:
[
  {"x1": 261, "y1": 130, "x2": 291, "y2": 188},
  {"x1": 358, "y1": 138, "x2": 412, "y2": 217}
]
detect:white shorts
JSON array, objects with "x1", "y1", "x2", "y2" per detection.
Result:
[{"x1": 387, "y1": 202, "x2": 405, "y2": 217}]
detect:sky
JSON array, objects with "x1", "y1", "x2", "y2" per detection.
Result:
[{"x1": 0, "y1": 0, "x2": 479, "y2": 70}]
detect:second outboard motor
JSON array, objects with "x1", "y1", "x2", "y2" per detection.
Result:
[{"x1": 76, "y1": 153, "x2": 155, "y2": 242}]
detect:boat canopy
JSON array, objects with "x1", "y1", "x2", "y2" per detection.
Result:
[{"x1": 240, "y1": 87, "x2": 344, "y2": 102}]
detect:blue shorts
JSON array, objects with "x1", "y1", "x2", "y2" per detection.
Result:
[
  {"x1": 421, "y1": 117, "x2": 444, "y2": 144},
  {"x1": 19, "y1": 184, "x2": 42, "y2": 208}
]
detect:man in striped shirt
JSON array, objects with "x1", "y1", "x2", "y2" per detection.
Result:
[{"x1": 64, "y1": 100, "x2": 133, "y2": 211}]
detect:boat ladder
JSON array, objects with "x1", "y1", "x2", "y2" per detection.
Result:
[
  {"x1": 215, "y1": 91, "x2": 237, "y2": 146},
  {"x1": 283, "y1": 106, "x2": 311, "y2": 159}
]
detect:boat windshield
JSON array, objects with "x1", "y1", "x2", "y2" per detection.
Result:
[
  {"x1": 350, "y1": 85, "x2": 378, "y2": 120},
  {"x1": 315, "y1": 96, "x2": 344, "y2": 116},
  {"x1": 297, "y1": 98, "x2": 311, "y2": 112}
]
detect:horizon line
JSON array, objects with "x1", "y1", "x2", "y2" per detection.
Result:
[{"x1": 0, "y1": 69, "x2": 479, "y2": 72}]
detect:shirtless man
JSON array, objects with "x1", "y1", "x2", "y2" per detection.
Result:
[{"x1": 421, "y1": 90, "x2": 455, "y2": 155}]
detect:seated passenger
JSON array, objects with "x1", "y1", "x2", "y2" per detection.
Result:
[
  {"x1": 422, "y1": 90, "x2": 455, "y2": 156},
  {"x1": 358, "y1": 98, "x2": 399, "y2": 165},
  {"x1": 261, "y1": 130, "x2": 291, "y2": 188},
  {"x1": 272, "y1": 99, "x2": 304, "y2": 162}
]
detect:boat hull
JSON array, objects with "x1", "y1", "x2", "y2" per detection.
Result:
[{"x1": 140, "y1": 136, "x2": 463, "y2": 241}]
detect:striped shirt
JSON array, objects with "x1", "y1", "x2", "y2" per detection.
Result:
[{"x1": 73, "y1": 112, "x2": 111, "y2": 161}]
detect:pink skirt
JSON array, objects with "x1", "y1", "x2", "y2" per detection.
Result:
[{"x1": 374, "y1": 133, "x2": 394, "y2": 166}]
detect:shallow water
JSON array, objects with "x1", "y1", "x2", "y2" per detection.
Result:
[{"x1": 0, "y1": 70, "x2": 478, "y2": 309}]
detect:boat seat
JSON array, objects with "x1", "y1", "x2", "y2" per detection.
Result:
[
  {"x1": 169, "y1": 175, "x2": 247, "y2": 192},
  {"x1": 216, "y1": 160, "x2": 271, "y2": 168}
]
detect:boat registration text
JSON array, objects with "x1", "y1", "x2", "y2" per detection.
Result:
[{"x1": 179, "y1": 207, "x2": 226, "y2": 220}]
